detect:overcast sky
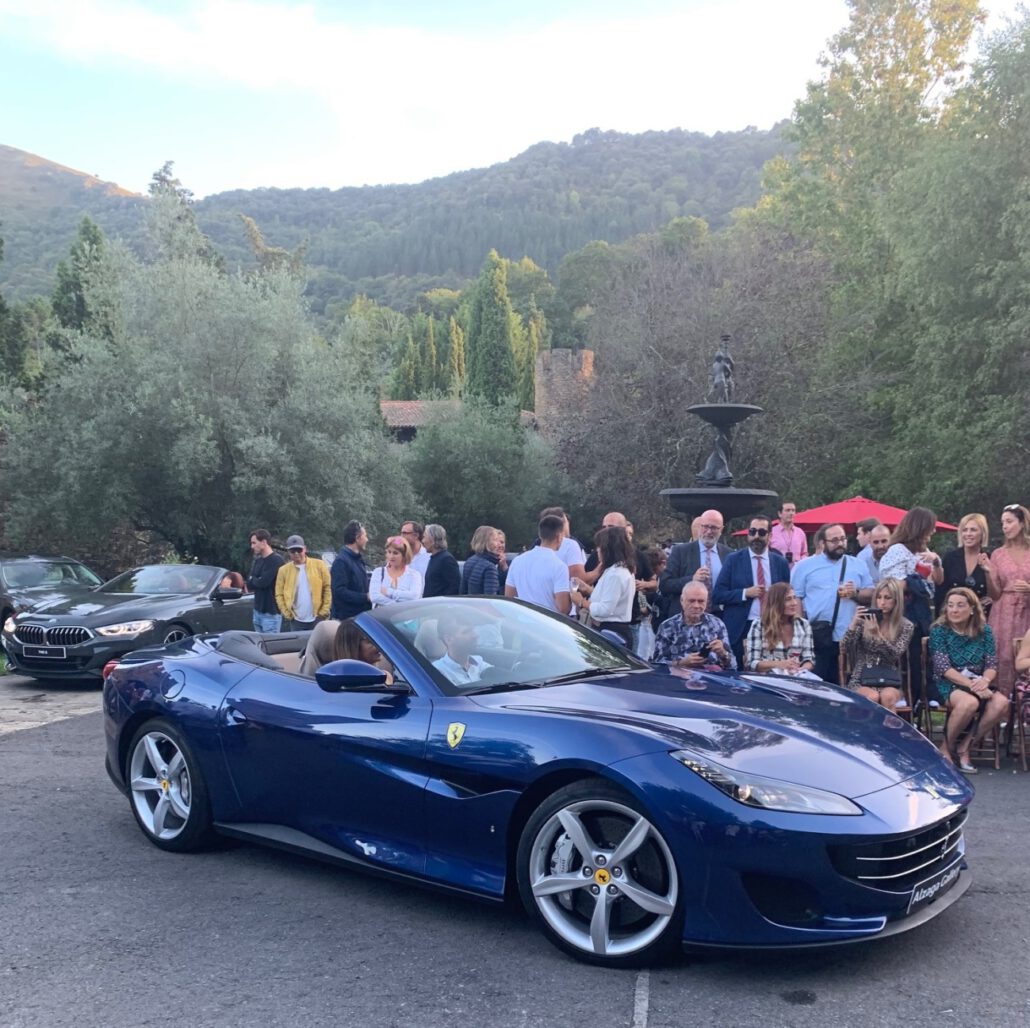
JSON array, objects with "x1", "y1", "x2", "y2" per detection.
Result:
[{"x1": 1, "y1": 0, "x2": 1024, "y2": 197}]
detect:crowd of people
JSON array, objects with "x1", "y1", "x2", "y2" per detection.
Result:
[{"x1": 236, "y1": 499, "x2": 1030, "y2": 772}]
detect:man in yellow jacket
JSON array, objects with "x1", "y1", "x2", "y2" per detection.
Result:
[{"x1": 275, "y1": 535, "x2": 332, "y2": 631}]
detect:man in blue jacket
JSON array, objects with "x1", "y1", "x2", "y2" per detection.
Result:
[
  {"x1": 713, "y1": 514, "x2": 791, "y2": 668},
  {"x1": 330, "y1": 520, "x2": 372, "y2": 619}
]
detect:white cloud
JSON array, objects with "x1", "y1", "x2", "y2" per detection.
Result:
[{"x1": 3, "y1": 0, "x2": 1025, "y2": 193}]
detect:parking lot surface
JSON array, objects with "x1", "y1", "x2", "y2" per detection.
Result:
[{"x1": 1, "y1": 705, "x2": 1029, "y2": 1027}]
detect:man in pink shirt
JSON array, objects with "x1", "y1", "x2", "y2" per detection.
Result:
[{"x1": 770, "y1": 501, "x2": 808, "y2": 569}]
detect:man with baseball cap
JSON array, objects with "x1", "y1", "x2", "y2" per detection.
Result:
[{"x1": 274, "y1": 534, "x2": 331, "y2": 632}]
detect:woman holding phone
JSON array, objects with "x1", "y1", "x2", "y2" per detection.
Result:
[
  {"x1": 840, "y1": 578, "x2": 913, "y2": 708},
  {"x1": 935, "y1": 513, "x2": 992, "y2": 616}
]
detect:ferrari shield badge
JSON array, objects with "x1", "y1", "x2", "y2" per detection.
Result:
[{"x1": 447, "y1": 722, "x2": 466, "y2": 749}]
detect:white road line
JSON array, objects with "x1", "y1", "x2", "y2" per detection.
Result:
[{"x1": 632, "y1": 970, "x2": 650, "y2": 1028}]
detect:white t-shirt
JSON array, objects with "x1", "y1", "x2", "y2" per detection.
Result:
[
  {"x1": 557, "y1": 537, "x2": 586, "y2": 569},
  {"x1": 507, "y1": 546, "x2": 570, "y2": 613},
  {"x1": 410, "y1": 548, "x2": 431, "y2": 578},
  {"x1": 293, "y1": 561, "x2": 315, "y2": 622}
]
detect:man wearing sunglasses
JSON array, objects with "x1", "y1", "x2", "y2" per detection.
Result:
[{"x1": 713, "y1": 515, "x2": 791, "y2": 668}]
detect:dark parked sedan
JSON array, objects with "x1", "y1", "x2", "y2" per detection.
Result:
[
  {"x1": 3, "y1": 564, "x2": 253, "y2": 681},
  {"x1": 0, "y1": 553, "x2": 104, "y2": 623}
]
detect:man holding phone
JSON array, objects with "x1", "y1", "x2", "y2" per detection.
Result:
[
  {"x1": 791, "y1": 523, "x2": 874, "y2": 683},
  {"x1": 652, "y1": 581, "x2": 736, "y2": 669}
]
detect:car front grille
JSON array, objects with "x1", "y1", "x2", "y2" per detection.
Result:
[
  {"x1": 829, "y1": 809, "x2": 967, "y2": 891},
  {"x1": 14, "y1": 625, "x2": 92, "y2": 646}
]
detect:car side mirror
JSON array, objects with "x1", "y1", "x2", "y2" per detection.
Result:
[
  {"x1": 316, "y1": 658, "x2": 393, "y2": 692},
  {"x1": 212, "y1": 587, "x2": 243, "y2": 602}
]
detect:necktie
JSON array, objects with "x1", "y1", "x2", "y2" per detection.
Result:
[
  {"x1": 704, "y1": 546, "x2": 712, "y2": 573},
  {"x1": 756, "y1": 556, "x2": 766, "y2": 610}
]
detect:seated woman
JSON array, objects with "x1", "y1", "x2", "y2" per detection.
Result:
[
  {"x1": 369, "y1": 536, "x2": 424, "y2": 607},
  {"x1": 929, "y1": 587, "x2": 1007, "y2": 773},
  {"x1": 1014, "y1": 626, "x2": 1030, "y2": 720},
  {"x1": 299, "y1": 619, "x2": 394, "y2": 682},
  {"x1": 839, "y1": 578, "x2": 913, "y2": 709},
  {"x1": 743, "y1": 582, "x2": 816, "y2": 675}
]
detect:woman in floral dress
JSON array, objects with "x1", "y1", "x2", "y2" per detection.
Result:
[{"x1": 987, "y1": 504, "x2": 1030, "y2": 696}]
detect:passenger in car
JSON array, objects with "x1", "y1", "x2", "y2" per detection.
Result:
[
  {"x1": 298, "y1": 619, "x2": 393, "y2": 682},
  {"x1": 432, "y1": 616, "x2": 492, "y2": 685}
]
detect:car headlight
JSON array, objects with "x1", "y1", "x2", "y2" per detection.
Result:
[
  {"x1": 3, "y1": 616, "x2": 15, "y2": 634},
  {"x1": 95, "y1": 620, "x2": 156, "y2": 638},
  {"x1": 671, "y1": 750, "x2": 862, "y2": 815}
]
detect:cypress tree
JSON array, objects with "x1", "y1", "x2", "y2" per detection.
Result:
[
  {"x1": 466, "y1": 250, "x2": 517, "y2": 404},
  {"x1": 447, "y1": 316, "x2": 465, "y2": 396}
]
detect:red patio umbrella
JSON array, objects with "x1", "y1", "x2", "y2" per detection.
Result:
[
  {"x1": 731, "y1": 497, "x2": 957, "y2": 536},
  {"x1": 784, "y1": 496, "x2": 956, "y2": 533}
]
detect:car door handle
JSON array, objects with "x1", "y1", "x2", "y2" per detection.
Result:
[{"x1": 224, "y1": 706, "x2": 248, "y2": 725}]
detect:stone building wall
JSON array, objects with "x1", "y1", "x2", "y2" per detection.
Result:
[{"x1": 534, "y1": 348, "x2": 594, "y2": 433}]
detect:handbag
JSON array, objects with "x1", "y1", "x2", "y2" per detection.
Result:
[
  {"x1": 859, "y1": 664, "x2": 902, "y2": 688},
  {"x1": 811, "y1": 560, "x2": 848, "y2": 649}
]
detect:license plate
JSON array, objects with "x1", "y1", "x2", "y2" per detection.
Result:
[
  {"x1": 22, "y1": 645, "x2": 67, "y2": 659},
  {"x1": 908, "y1": 856, "x2": 963, "y2": 914}
]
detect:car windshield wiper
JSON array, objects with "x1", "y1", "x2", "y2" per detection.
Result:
[
  {"x1": 464, "y1": 680, "x2": 543, "y2": 695},
  {"x1": 534, "y1": 666, "x2": 631, "y2": 687}
]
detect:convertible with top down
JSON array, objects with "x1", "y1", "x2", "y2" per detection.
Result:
[{"x1": 103, "y1": 596, "x2": 973, "y2": 965}]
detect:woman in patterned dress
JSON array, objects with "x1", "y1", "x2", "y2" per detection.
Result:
[
  {"x1": 986, "y1": 504, "x2": 1030, "y2": 696},
  {"x1": 930, "y1": 588, "x2": 1005, "y2": 772}
]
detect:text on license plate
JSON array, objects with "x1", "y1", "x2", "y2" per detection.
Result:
[
  {"x1": 908, "y1": 856, "x2": 962, "y2": 914},
  {"x1": 22, "y1": 644, "x2": 67, "y2": 659}
]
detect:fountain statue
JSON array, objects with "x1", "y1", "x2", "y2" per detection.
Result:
[{"x1": 661, "y1": 334, "x2": 779, "y2": 522}]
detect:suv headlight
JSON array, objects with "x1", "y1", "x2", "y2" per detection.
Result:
[
  {"x1": 671, "y1": 750, "x2": 862, "y2": 815},
  {"x1": 95, "y1": 620, "x2": 156, "y2": 638}
]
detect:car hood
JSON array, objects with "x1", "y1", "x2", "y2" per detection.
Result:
[
  {"x1": 475, "y1": 667, "x2": 945, "y2": 799},
  {"x1": 7, "y1": 584, "x2": 96, "y2": 611},
  {"x1": 18, "y1": 591, "x2": 189, "y2": 622}
]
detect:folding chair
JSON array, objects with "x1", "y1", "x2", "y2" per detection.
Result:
[{"x1": 839, "y1": 646, "x2": 913, "y2": 723}]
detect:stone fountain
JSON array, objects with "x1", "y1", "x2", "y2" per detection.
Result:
[{"x1": 661, "y1": 337, "x2": 779, "y2": 522}]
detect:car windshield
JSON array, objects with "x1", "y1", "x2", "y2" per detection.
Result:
[
  {"x1": 100, "y1": 566, "x2": 219, "y2": 595},
  {"x1": 1, "y1": 559, "x2": 102, "y2": 590},
  {"x1": 370, "y1": 596, "x2": 647, "y2": 696}
]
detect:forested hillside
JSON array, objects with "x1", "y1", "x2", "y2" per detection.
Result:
[{"x1": 0, "y1": 125, "x2": 787, "y2": 310}]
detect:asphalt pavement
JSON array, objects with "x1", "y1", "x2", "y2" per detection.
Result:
[{"x1": 1, "y1": 704, "x2": 1029, "y2": 1028}]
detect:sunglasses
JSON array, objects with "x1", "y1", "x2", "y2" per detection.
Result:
[
  {"x1": 1004, "y1": 504, "x2": 1026, "y2": 520},
  {"x1": 288, "y1": 547, "x2": 303, "y2": 553},
  {"x1": 748, "y1": 527, "x2": 769, "y2": 537}
]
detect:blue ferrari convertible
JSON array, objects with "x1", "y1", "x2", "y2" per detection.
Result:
[{"x1": 103, "y1": 597, "x2": 973, "y2": 965}]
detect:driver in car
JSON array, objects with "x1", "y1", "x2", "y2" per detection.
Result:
[{"x1": 432, "y1": 617, "x2": 493, "y2": 686}]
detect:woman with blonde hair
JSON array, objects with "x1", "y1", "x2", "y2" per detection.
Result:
[
  {"x1": 744, "y1": 582, "x2": 815, "y2": 674},
  {"x1": 840, "y1": 578, "x2": 913, "y2": 709},
  {"x1": 987, "y1": 503, "x2": 1030, "y2": 696},
  {"x1": 935, "y1": 513, "x2": 992, "y2": 615},
  {"x1": 368, "y1": 535, "x2": 424, "y2": 607},
  {"x1": 930, "y1": 587, "x2": 1006, "y2": 772},
  {"x1": 460, "y1": 525, "x2": 505, "y2": 596}
]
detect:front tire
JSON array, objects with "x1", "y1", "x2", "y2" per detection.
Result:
[
  {"x1": 516, "y1": 780, "x2": 682, "y2": 966},
  {"x1": 126, "y1": 718, "x2": 216, "y2": 852},
  {"x1": 161, "y1": 624, "x2": 191, "y2": 645}
]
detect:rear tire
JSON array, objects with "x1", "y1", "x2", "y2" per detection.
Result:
[
  {"x1": 126, "y1": 717, "x2": 217, "y2": 852},
  {"x1": 516, "y1": 780, "x2": 682, "y2": 966}
]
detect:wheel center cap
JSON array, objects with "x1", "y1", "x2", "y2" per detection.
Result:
[
  {"x1": 160, "y1": 779, "x2": 170, "y2": 792},
  {"x1": 594, "y1": 868, "x2": 611, "y2": 885}
]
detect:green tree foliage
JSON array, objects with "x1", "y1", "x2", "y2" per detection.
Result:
[
  {"x1": 0, "y1": 179, "x2": 413, "y2": 566},
  {"x1": 466, "y1": 251, "x2": 518, "y2": 404},
  {"x1": 0, "y1": 128, "x2": 789, "y2": 309},
  {"x1": 447, "y1": 316, "x2": 465, "y2": 395},
  {"x1": 51, "y1": 217, "x2": 106, "y2": 332},
  {"x1": 405, "y1": 397, "x2": 565, "y2": 552}
]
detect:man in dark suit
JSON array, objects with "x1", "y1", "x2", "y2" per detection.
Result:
[
  {"x1": 658, "y1": 509, "x2": 729, "y2": 623},
  {"x1": 713, "y1": 514, "x2": 791, "y2": 668}
]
